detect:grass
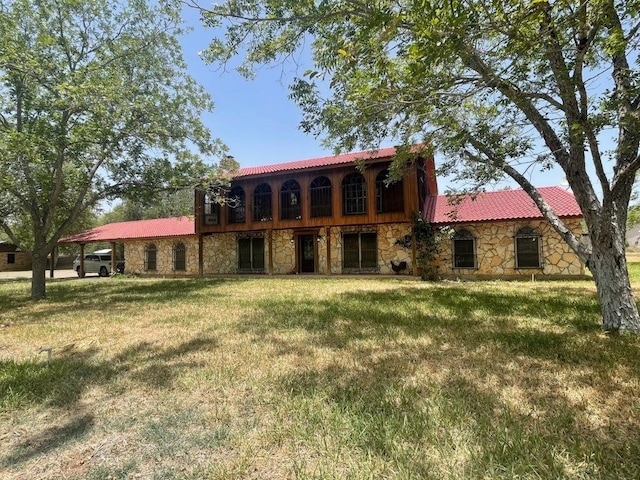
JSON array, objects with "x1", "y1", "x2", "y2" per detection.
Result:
[{"x1": 1, "y1": 273, "x2": 640, "y2": 479}]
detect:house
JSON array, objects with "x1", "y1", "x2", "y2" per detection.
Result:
[
  {"x1": 194, "y1": 146, "x2": 436, "y2": 276},
  {"x1": 59, "y1": 147, "x2": 586, "y2": 279},
  {"x1": 0, "y1": 241, "x2": 31, "y2": 272}
]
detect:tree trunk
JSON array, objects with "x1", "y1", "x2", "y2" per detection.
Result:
[
  {"x1": 589, "y1": 242, "x2": 640, "y2": 333},
  {"x1": 31, "y1": 254, "x2": 48, "y2": 300}
]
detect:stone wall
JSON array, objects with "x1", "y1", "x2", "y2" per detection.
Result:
[
  {"x1": 432, "y1": 218, "x2": 585, "y2": 278},
  {"x1": 124, "y1": 236, "x2": 199, "y2": 276}
]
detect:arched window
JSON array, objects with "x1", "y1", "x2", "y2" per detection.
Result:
[
  {"x1": 375, "y1": 168, "x2": 404, "y2": 213},
  {"x1": 515, "y1": 226, "x2": 541, "y2": 268},
  {"x1": 453, "y1": 230, "x2": 476, "y2": 268},
  {"x1": 280, "y1": 179, "x2": 302, "y2": 220},
  {"x1": 228, "y1": 186, "x2": 246, "y2": 224},
  {"x1": 145, "y1": 243, "x2": 157, "y2": 271},
  {"x1": 203, "y1": 192, "x2": 220, "y2": 225},
  {"x1": 342, "y1": 173, "x2": 366, "y2": 215},
  {"x1": 310, "y1": 176, "x2": 332, "y2": 218},
  {"x1": 173, "y1": 242, "x2": 186, "y2": 271},
  {"x1": 253, "y1": 183, "x2": 272, "y2": 221}
]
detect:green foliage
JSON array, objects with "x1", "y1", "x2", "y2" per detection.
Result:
[
  {"x1": 397, "y1": 212, "x2": 453, "y2": 278},
  {"x1": 0, "y1": 0, "x2": 228, "y2": 298},
  {"x1": 195, "y1": 0, "x2": 640, "y2": 331}
]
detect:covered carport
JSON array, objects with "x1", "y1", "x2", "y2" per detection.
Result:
[{"x1": 58, "y1": 216, "x2": 196, "y2": 277}]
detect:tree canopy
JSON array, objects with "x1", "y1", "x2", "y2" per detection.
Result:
[
  {"x1": 0, "y1": 0, "x2": 230, "y2": 299},
  {"x1": 193, "y1": 0, "x2": 640, "y2": 332}
]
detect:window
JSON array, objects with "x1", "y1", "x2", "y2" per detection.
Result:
[
  {"x1": 203, "y1": 193, "x2": 220, "y2": 225},
  {"x1": 376, "y1": 169, "x2": 404, "y2": 213},
  {"x1": 280, "y1": 180, "x2": 302, "y2": 220},
  {"x1": 453, "y1": 230, "x2": 476, "y2": 268},
  {"x1": 253, "y1": 183, "x2": 272, "y2": 221},
  {"x1": 173, "y1": 242, "x2": 186, "y2": 271},
  {"x1": 228, "y1": 186, "x2": 246, "y2": 224},
  {"x1": 145, "y1": 244, "x2": 157, "y2": 271},
  {"x1": 342, "y1": 173, "x2": 366, "y2": 215},
  {"x1": 7, "y1": 253, "x2": 15, "y2": 264},
  {"x1": 515, "y1": 226, "x2": 541, "y2": 268},
  {"x1": 237, "y1": 237, "x2": 265, "y2": 272},
  {"x1": 310, "y1": 176, "x2": 332, "y2": 218},
  {"x1": 343, "y1": 232, "x2": 377, "y2": 271}
]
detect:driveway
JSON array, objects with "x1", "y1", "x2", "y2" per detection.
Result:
[{"x1": 0, "y1": 269, "x2": 79, "y2": 280}]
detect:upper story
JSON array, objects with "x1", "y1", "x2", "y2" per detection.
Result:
[{"x1": 195, "y1": 146, "x2": 438, "y2": 234}]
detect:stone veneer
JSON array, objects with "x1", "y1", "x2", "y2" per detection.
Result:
[
  {"x1": 432, "y1": 218, "x2": 585, "y2": 278},
  {"x1": 124, "y1": 236, "x2": 199, "y2": 276},
  {"x1": 122, "y1": 219, "x2": 584, "y2": 278}
]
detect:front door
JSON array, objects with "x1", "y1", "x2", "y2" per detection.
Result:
[{"x1": 298, "y1": 235, "x2": 315, "y2": 273}]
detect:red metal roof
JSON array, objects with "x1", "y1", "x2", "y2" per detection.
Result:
[
  {"x1": 236, "y1": 146, "x2": 400, "y2": 177},
  {"x1": 59, "y1": 216, "x2": 195, "y2": 243},
  {"x1": 423, "y1": 187, "x2": 582, "y2": 224}
]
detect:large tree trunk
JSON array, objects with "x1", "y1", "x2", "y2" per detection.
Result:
[
  {"x1": 589, "y1": 241, "x2": 640, "y2": 333},
  {"x1": 31, "y1": 254, "x2": 48, "y2": 300}
]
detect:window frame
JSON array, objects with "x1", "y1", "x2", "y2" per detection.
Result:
[
  {"x1": 228, "y1": 186, "x2": 246, "y2": 224},
  {"x1": 342, "y1": 231, "x2": 378, "y2": 272},
  {"x1": 309, "y1": 176, "x2": 332, "y2": 218},
  {"x1": 145, "y1": 243, "x2": 157, "y2": 271},
  {"x1": 515, "y1": 226, "x2": 542, "y2": 269},
  {"x1": 253, "y1": 183, "x2": 273, "y2": 222},
  {"x1": 280, "y1": 179, "x2": 302, "y2": 220},
  {"x1": 375, "y1": 169, "x2": 404, "y2": 213},
  {"x1": 7, "y1": 253, "x2": 15, "y2": 264},
  {"x1": 342, "y1": 173, "x2": 367, "y2": 215},
  {"x1": 173, "y1": 242, "x2": 186, "y2": 271},
  {"x1": 452, "y1": 229, "x2": 476, "y2": 269},
  {"x1": 237, "y1": 236, "x2": 265, "y2": 273}
]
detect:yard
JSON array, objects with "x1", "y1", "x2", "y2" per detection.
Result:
[{"x1": 1, "y1": 272, "x2": 640, "y2": 479}]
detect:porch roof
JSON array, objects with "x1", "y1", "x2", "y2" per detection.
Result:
[
  {"x1": 423, "y1": 186, "x2": 582, "y2": 224},
  {"x1": 59, "y1": 216, "x2": 195, "y2": 244}
]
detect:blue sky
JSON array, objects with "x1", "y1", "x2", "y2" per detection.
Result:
[{"x1": 177, "y1": 6, "x2": 569, "y2": 192}]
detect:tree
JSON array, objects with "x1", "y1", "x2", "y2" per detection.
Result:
[
  {"x1": 191, "y1": 0, "x2": 640, "y2": 333},
  {"x1": 100, "y1": 189, "x2": 197, "y2": 224},
  {"x1": 0, "y1": 0, "x2": 229, "y2": 299}
]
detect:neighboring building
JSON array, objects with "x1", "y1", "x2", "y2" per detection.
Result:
[
  {"x1": 59, "y1": 147, "x2": 586, "y2": 279},
  {"x1": 0, "y1": 241, "x2": 31, "y2": 272},
  {"x1": 423, "y1": 187, "x2": 586, "y2": 279}
]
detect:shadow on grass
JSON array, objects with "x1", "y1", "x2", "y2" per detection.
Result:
[
  {"x1": 239, "y1": 282, "x2": 640, "y2": 478},
  {"x1": 0, "y1": 334, "x2": 219, "y2": 468},
  {"x1": 0, "y1": 277, "x2": 237, "y2": 325}
]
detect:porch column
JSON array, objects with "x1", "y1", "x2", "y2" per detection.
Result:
[
  {"x1": 268, "y1": 229, "x2": 273, "y2": 275},
  {"x1": 326, "y1": 226, "x2": 331, "y2": 275},
  {"x1": 49, "y1": 245, "x2": 56, "y2": 278},
  {"x1": 198, "y1": 233, "x2": 204, "y2": 277}
]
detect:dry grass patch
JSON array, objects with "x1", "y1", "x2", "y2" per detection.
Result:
[{"x1": 1, "y1": 275, "x2": 640, "y2": 479}]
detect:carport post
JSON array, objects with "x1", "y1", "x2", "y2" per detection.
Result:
[
  {"x1": 79, "y1": 244, "x2": 85, "y2": 277},
  {"x1": 111, "y1": 241, "x2": 116, "y2": 274},
  {"x1": 49, "y1": 245, "x2": 56, "y2": 278}
]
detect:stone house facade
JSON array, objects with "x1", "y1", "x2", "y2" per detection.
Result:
[{"x1": 59, "y1": 149, "x2": 586, "y2": 279}]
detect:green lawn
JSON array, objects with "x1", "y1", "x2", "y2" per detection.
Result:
[{"x1": 1, "y1": 273, "x2": 640, "y2": 479}]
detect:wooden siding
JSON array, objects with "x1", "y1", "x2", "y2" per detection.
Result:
[{"x1": 196, "y1": 159, "x2": 428, "y2": 235}]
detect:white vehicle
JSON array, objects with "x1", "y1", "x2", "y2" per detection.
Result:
[{"x1": 72, "y1": 249, "x2": 124, "y2": 277}]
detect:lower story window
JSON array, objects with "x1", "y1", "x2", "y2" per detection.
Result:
[
  {"x1": 238, "y1": 237, "x2": 265, "y2": 272},
  {"x1": 173, "y1": 242, "x2": 186, "y2": 271},
  {"x1": 515, "y1": 227, "x2": 541, "y2": 268},
  {"x1": 343, "y1": 232, "x2": 377, "y2": 271},
  {"x1": 453, "y1": 230, "x2": 476, "y2": 268},
  {"x1": 7, "y1": 253, "x2": 15, "y2": 264},
  {"x1": 145, "y1": 244, "x2": 157, "y2": 271}
]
